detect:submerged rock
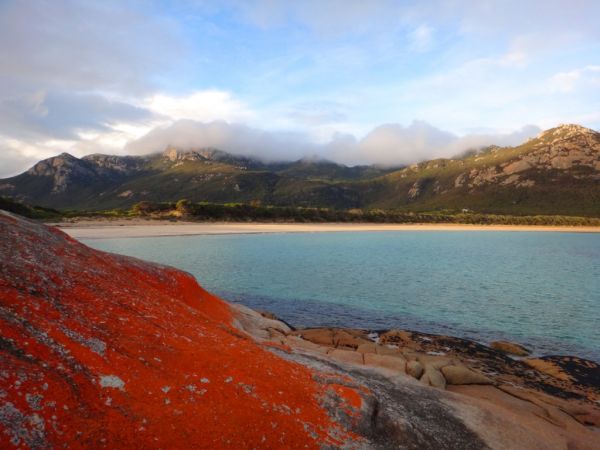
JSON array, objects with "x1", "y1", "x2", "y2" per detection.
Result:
[{"x1": 490, "y1": 340, "x2": 531, "y2": 356}]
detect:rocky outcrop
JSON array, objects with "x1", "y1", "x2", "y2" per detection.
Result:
[
  {"x1": 1, "y1": 212, "x2": 599, "y2": 449},
  {"x1": 22, "y1": 152, "x2": 146, "y2": 195},
  {"x1": 26, "y1": 153, "x2": 98, "y2": 193},
  {"x1": 0, "y1": 212, "x2": 363, "y2": 449},
  {"x1": 457, "y1": 124, "x2": 600, "y2": 190},
  {"x1": 282, "y1": 327, "x2": 600, "y2": 449}
]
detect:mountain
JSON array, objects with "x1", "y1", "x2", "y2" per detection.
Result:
[
  {"x1": 1, "y1": 124, "x2": 599, "y2": 215},
  {"x1": 361, "y1": 124, "x2": 600, "y2": 215},
  {"x1": 0, "y1": 147, "x2": 393, "y2": 210}
]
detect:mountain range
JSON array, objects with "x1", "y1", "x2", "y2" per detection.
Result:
[{"x1": 1, "y1": 124, "x2": 599, "y2": 216}]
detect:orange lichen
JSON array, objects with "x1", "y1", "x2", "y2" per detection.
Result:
[
  {"x1": 329, "y1": 384, "x2": 363, "y2": 411},
  {"x1": 0, "y1": 214, "x2": 362, "y2": 448}
]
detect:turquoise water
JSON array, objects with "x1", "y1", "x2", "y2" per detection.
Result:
[{"x1": 84, "y1": 231, "x2": 600, "y2": 362}]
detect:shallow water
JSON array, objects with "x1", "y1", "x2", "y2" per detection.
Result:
[{"x1": 84, "y1": 231, "x2": 600, "y2": 362}]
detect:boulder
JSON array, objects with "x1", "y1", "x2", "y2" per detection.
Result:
[
  {"x1": 230, "y1": 303, "x2": 291, "y2": 341},
  {"x1": 407, "y1": 360, "x2": 424, "y2": 379},
  {"x1": 441, "y1": 365, "x2": 492, "y2": 385},
  {"x1": 295, "y1": 328, "x2": 334, "y2": 346},
  {"x1": 364, "y1": 353, "x2": 406, "y2": 374},
  {"x1": 334, "y1": 329, "x2": 369, "y2": 349},
  {"x1": 285, "y1": 335, "x2": 329, "y2": 355},
  {"x1": 420, "y1": 366, "x2": 446, "y2": 389},
  {"x1": 417, "y1": 354, "x2": 453, "y2": 370},
  {"x1": 490, "y1": 340, "x2": 530, "y2": 356},
  {"x1": 379, "y1": 330, "x2": 413, "y2": 346}
]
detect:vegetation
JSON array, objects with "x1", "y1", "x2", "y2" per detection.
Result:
[
  {"x1": 0, "y1": 196, "x2": 63, "y2": 220},
  {"x1": 80, "y1": 200, "x2": 600, "y2": 226},
  {"x1": 3, "y1": 198, "x2": 600, "y2": 228}
]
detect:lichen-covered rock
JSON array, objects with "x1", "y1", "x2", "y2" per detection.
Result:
[{"x1": 0, "y1": 211, "x2": 362, "y2": 449}]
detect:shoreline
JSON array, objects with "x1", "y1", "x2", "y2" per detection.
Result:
[
  {"x1": 52, "y1": 219, "x2": 600, "y2": 239},
  {"x1": 3, "y1": 210, "x2": 599, "y2": 448}
]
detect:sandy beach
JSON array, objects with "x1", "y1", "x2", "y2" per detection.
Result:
[{"x1": 53, "y1": 219, "x2": 600, "y2": 239}]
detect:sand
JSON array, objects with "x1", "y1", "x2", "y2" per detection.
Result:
[{"x1": 52, "y1": 219, "x2": 600, "y2": 239}]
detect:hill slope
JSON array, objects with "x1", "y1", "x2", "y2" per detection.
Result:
[
  {"x1": 364, "y1": 124, "x2": 600, "y2": 215},
  {"x1": 1, "y1": 124, "x2": 599, "y2": 215}
]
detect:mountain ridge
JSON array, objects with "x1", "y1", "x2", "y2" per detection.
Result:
[{"x1": 1, "y1": 124, "x2": 599, "y2": 215}]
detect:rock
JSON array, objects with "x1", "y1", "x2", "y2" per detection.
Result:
[
  {"x1": 523, "y1": 358, "x2": 572, "y2": 382},
  {"x1": 329, "y1": 349, "x2": 364, "y2": 365},
  {"x1": 377, "y1": 345, "x2": 402, "y2": 356},
  {"x1": 0, "y1": 211, "x2": 365, "y2": 448},
  {"x1": 441, "y1": 365, "x2": 492, "y2": 385},
  {"x1": 333, "y1": 329, "x2": 368, "y2": 349},
  {"x1": 498, "y1": 385, "x2": 600, "y2": 428},
  {"x1": 420, "y1": 366, "x2": 446, "y2": 389},
  {"x1": 230, "y1": 303, "x2": 291, "y2": 341},
  {"x1": 364, "y1": 353, "x2": 406, "y2": 374},
  {"x1": 379, "y1": 329, "x2": 413, "y2": 346},
  {"x1": 294, "y1": 328, "x2": 334, "y2": 346},
  {"x1": 503, "y1": 159, "x2": 532, "y2": 174},
  {"x1": 285, "y1": 336, "x2": 329, "y2": 355},
  {"x1": 417, "y1": 355, "x2": 453, "y2": 370},
  {"x1": 490, "y1": 340, "x2": 530, "y2": 356},
  {"x1": 356, "y1": 342, "x2": 378, "y2": 354},
  {"x1": 407, "y1": 360, "x2": 424, "y2": 379}
]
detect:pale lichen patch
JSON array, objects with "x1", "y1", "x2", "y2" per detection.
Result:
[{"x1": 99, "y1": 375, "x2": 125, "y2": 391}]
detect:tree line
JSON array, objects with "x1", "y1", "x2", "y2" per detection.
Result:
[{"x1": 129, "y1": 200, "x2": 600, "y2": 226}]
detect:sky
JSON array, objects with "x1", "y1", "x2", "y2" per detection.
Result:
[{"x1": 1, "y1": 0, "x2": 599, "y2": 176}]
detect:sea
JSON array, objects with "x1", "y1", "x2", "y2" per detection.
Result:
[{"x1": 83, "y1": 230, "x2": 600, "y2": 362}]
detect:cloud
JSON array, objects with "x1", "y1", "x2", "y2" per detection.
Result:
[
  {"x1": 0, "y1": 0, "x2": 184, "y2": 175},
  {"x1": 0, "y1": 145, "x2": 42, "y2": 178},
  {"x1": 0, "y1": 1, "x2": 597, "y2": 178},
  {"x1": 548, "y1": 66, "x2": 600, "y2": 93},
  {"x1": 224, "y1": 0, "x2": 600, "y2": 44},
  {"x1": 326, "y1": 122, "x2": 541, "y2": 166},
  {"x1": 446, "y1": 125, "x2": 542, "y2": 156},
  {"x1": 0, "y1": 90, "x2": 155, "y2": 141},
  {"x1": 124, "y1": 119, "x2": 541, "y2": 167},
  {"x1": 146, "y1": 91, "x2": 255, "y2": 123},
  {"x1": 125, "y1": 120, "x2": 314, "y2": 161},
  {"x1": 0, "y1": 0, "x2": 182, "y2": 94},
  {"x1": 409, "y1": 25, "x2": 434, "y2": 52},
  {"x1": 328, "y1": 121, "x2": 456, "y2": 165}
]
